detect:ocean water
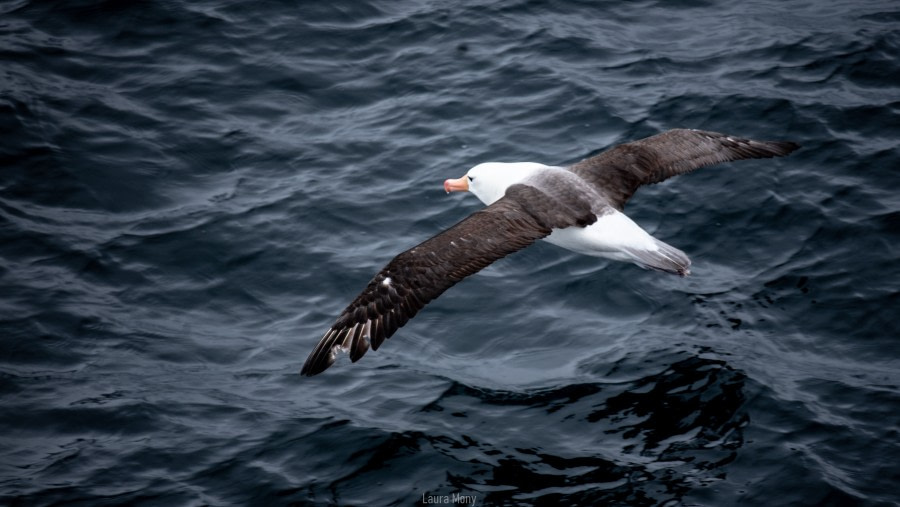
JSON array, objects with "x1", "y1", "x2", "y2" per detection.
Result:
[{"x1": 2, "y1": 0, "x2": 899, "y2": 505}]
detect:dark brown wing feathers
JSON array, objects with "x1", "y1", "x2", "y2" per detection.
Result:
[
  {"x1": 301, "y1": 185, "x2": 595, "y2": 376},
  {"x1": 570, "y1": 129, "x2": 800, "y2": 210}
]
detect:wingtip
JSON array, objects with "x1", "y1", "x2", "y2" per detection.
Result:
[
  {"x1": 777, "y1": 140, "x2": 801, "y2": 155},
  {"x1": 300, "y1": 328, "x2": 342, "y2": 377},
  {"x1": 300, "y1": 354, "x2": 333, "y2": 377},
  {"x1": 301, "y1": 322, "x2": 376, "y2": 376}
]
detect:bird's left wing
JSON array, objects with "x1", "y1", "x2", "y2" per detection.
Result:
[{"x1": 301, "y1": 184, "x2": 595, "y2": 376}]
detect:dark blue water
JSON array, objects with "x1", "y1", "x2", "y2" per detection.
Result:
[{"x1": 2, "y1": 0, "x2": 899, "y2": 505}]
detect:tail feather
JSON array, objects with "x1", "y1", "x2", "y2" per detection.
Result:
[{"x1": 622, "y1": 239, "x2": 691, "y2": 276}]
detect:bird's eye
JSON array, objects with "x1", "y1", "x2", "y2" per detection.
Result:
[{"x1": 467, "y1": 175, "x2": 474, "y2": 182}]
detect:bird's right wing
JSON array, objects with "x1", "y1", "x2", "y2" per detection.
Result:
[
  {"x1": 301, "y1": 184, "x2": 596, "y2": 376},
  {"x1": 570, "y1": 129, "x2": 800, "y2": 210}
]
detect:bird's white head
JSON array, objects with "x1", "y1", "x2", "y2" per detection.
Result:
[{"x1": 443, "y1": 162, "x2": 547, "y2": 205}]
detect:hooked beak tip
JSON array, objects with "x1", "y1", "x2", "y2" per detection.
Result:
[{"x1": 443, "y1": 177, "x2": 469, "y2": 193}]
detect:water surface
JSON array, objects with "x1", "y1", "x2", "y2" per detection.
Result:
[{"x1": 1, "y1": 0, "x2": 899, "y2": 505}]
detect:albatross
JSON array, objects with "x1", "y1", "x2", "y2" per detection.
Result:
[{"x1": 301, "y1": 128, "x2": 799, "y2": 376}]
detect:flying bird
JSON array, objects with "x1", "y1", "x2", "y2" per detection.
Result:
[{"x1": 301, "y1": 128, "x2": 799, "y2": 376}]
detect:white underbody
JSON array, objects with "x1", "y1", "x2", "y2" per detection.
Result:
[{"x1": 544, "y1": 209, "x2": 657, "y2": 260}]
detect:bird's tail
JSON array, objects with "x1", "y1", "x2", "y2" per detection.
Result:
[{"x1": 622, "y1": 239, "x2": 691, "y2": 276}]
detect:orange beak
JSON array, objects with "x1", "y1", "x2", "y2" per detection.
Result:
[{"x1": 443, "y1": 176, "x2": 469, "y2": 193}]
